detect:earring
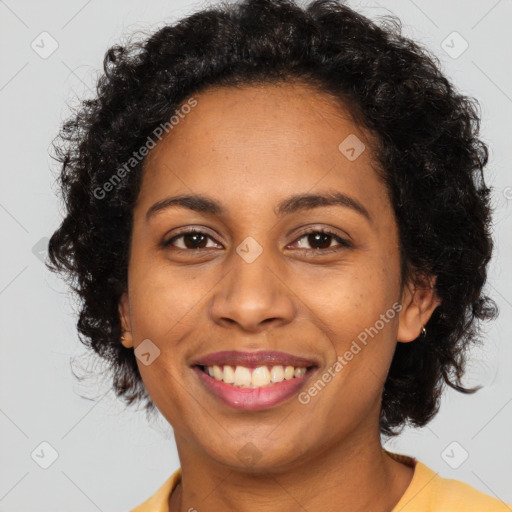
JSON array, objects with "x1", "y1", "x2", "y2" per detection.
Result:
[
  {"x1": 421, "y1": 326, "x2": 427, "y2": 337},
  {"x1": 121, "y1": 331, "x2": 134, "y2": 348}
]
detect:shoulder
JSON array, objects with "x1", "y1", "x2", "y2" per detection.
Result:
[
  {"x1": 390, "y1": 452, "x2": 511, "y2": 512},
  {"x1": 430, "y1": 466, "x2": 511, "y2": 512},
  {"x1": 129, "y1": 468, "x2": 182, "y2": 512}
]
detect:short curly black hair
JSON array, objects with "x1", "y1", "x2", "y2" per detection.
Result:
[{"x1": 48, "y1": 0, "x2": 497, "y2": 437}]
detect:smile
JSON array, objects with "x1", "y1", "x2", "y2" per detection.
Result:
[{"x1": 193, "y1": 363, "x2": 318, "y2": 411}]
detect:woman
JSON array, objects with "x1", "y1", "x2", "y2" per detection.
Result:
[{"x1": 47, "y1": 0, "x2": 510, "y2": 510}]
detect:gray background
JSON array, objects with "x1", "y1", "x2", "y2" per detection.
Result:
[{"x1": 0, "y1": 0, "x2": 511, "y2": 510}]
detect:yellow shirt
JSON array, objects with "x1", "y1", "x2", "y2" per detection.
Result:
[{"x1": 130, "y1": 451, "x2": 512, "y2": 511}]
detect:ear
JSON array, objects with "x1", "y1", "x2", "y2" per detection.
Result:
[
  {"x1": 118, "y1": 292, "x2": 134, "y2": 348},
  {"x1": 397, "y1": 273, "x2": 442, "y2": 343}
]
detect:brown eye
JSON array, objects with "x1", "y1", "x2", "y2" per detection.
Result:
[
  {"x1": 292, "y1": 229, "x2": 351, "y2": 252},
  {"x1": 163, "y1": 230, "x2": 220, "y2": 250},
  {"x1": 162, "y1": 228, "x2": 351, "y2": 253}
]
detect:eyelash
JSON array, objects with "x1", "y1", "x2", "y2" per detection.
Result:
[{"x1": 162, "y1": 227, "x2": 352, "y2": 254}]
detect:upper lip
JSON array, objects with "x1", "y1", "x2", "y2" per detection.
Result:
[{"x1": 192, "y1": 350, "x2": 319, "y2": 369}]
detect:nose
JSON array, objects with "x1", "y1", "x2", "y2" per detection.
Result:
[{"x1": 209, "y1": 244, "x2": 296, "y2": 333}]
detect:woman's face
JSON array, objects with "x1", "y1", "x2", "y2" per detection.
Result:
[{"x1": 120, "y1": 81, "x2": 437, "y2": 472}]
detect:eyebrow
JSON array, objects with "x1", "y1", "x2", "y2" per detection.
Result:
[{"x1": 145, "y1": 190, "x2": 371, "y2": 223}]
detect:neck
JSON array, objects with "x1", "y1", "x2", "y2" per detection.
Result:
[{"x1": 168, "y1": 424, "x2": 414, "y2": 512}]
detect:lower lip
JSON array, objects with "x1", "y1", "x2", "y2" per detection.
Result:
[{"x1": 193, "y1": 366, "x2": 316, "y2": 411}]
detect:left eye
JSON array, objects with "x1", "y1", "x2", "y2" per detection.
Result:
[
  {"x1": 163, "y1": 229, "x2": 351, "y2": 252},
  {"x1": 292, "y1": 229, "x2": 351, "y2": 251}
]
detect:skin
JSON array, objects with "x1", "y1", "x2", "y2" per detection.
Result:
[{"x1": 119, "y1": 81, "x2": 441, "y2": 512}]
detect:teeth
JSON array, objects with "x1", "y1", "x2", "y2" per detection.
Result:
[
  {"x1": 270, "y1": 365, "x2": 284, "y2": 383},
  {"x1": 294, "y1": 367, "x2": 306, "y2": 378},
  {"x1": 234, "y1": 366, "x2": 252, "y2": 387},
  {"x1": 223, "y1": 365, "x2": 235, "y2": 383},
  {"x1": 251, "y1": 366, "x2": 271, "y2": 387},
  {"x1": 202, "y1": 364, "x2": 309, "y2": 388},
  {"x1": 213, "y1": 365, "x2": 223, "y2": 381},
  {"x1": 284, "y1": 365, "x2": 295, "y2": 380}
]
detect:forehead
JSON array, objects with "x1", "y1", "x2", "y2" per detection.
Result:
[
  {"x1": 148, "y1": 81, "x2": 364, "y2": 158},
  {"x1": 138, "y1": 81, "x2": 387, "y2": 217}
]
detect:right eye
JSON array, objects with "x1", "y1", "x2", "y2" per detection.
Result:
[{"x1": 162, "y1": 229, "x2": 222, "y2": 251}]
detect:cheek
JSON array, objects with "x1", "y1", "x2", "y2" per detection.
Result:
[
  {"x1": 307, "y1": 266, "x2": 401, "y2": 394},
  {"x1": 304, "y1": 261, "x2": 397, "y2": 332},
  {"x1": 127, "y1": 250, "x2": 210, "y2": 340}
]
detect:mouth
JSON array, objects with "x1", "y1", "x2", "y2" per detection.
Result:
[
  {"x1": 191, "y1": 351, "x2": 319, "y2": 410},
  {"x1": 195, "y1": 363, "x2": 316, "y2": 388}
]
